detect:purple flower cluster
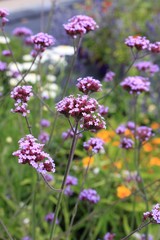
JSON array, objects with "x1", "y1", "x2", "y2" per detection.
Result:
[
  {"x1": 143, "y1": 203, "x2": 160, "y2": 223},
  {"x1": 45, "y1": 212, "x2": 59, "y2": 224},
  {"x1": 40, "y1": 119, "x2": 50, "y2": 128},
  {"x1": 116, "y1": 124, "x2": 126, "y2": 135},
  {"x1": 56, "y1": 95, "x2": 106, "y2": 131},
  {"x1": 149, "y1": 41, "x2": 160, "y2": 53},
  {"x1": 134, "y1": 61, "x2": 159, "y2": 76},
  {"x1": 2, "y1": 49, "x2": 12, "y2": 57},
  {"x1": 31, "y1": 32, "x2": 55, "y2": 54},
  {"x1": 0, "y1": 9, "x2": 9, "y2": 28},
  {"x1": 83, "y1": 137, "x2": 105, "y2": 154},
  {"x1": 0, "y1": 61, "x2": 7, "y2": 71},
  {"x1": 136, "y1": 126, "x2": 153, "y2": 142},
  {"x1": 12, "y1": 27, "x2": 33, "y2": 37},
  {"x1": 63, "y1": 15, "x2": 99, "y2": 38},
  {"x1": 64, "y1": 175, "x2": 78, "y2": 196},
  {"x1": 79, "y1": 188, "x2": 100, "y2": 204},
  {"x1": 125, "y1": 36, "x2": 150, "y2": 50},
  {"x1": 12, "y1": 134, "x2": 55, "y2": 174},
  {"x1": 43, "y1": 173, "x2": 53, "y2": 182},
  {"x1": 124, "y1": 171, "x2": 141, "y2": 183},
  {"x1": 119, "y1": 137, "x2": 134, "y2": 150},
  {"x1": 22, "y1": 236, "x2": 32, "y2": 240},
  {"x1": 104, "y1": 232, "x2": 116, "y2": 240},
  {"x1": 10, "y1": 85, "x2": 33, "y2": 117},
  {"x1": 38, "y1": 132, "x2": 49, "y2": 144},
  {"x1": 120, "y1": 76, "x2": 150, "y2": 94},
  {"x1": 76, "y1": 76, "x2": 102, "y2": 94},
  {"x1": 140, "y1": 234, "x2": 153, "y2": 240},
  {"x1": 104, "y1": 71, "x2": 115, "y2": 82},
  {"x1": 98, "y1": 105, "x2": 109, "y2": 116}
]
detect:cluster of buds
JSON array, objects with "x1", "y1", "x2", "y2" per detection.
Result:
[
  {"x1": 76, "y1": 76, "x2": 102, "y2": 94},
  {"x1": 10, "y1": 85, "x2": 33, "y2": 117},
  {"x1": 79, "y1": 188, "x2": 100, "y2": 204},
  {"x1": 143, "y1": 203, "x2": 160, "y2": 223},
  {"x1": 64, "y1": 175, "x2": 78, "y2": 196},
  {"x1": 13, "y1": 134, "x2": 55, "y2": 174},
  {"x1": 0, "y1": 9, "x2": 9, "y2": 28},
  {"x1": 63, "y1": 15, "x2": 99, "y2": 38}
]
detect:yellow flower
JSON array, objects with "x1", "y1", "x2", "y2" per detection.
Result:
[
  {"x1": 143, "y1": 142, "x2": 153, "y2": 152},
  {"x1": 149, "y1": 157, "x2": 160, "y2": 166},
  {"x1": 96, "y1": 129, "x2": 115, "y2": 143},
  {"x1": 82, "y1": 156, "x2": 94, "y2": 168},
  {"x1": 117, "y1": 185, "x2": 131, "y2": 199}
]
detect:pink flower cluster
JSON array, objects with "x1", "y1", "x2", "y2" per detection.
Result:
[
  {"x1": 125, "y1": 36, "x2": 150, "y2": 50},
  {"x1": 13, "y1": 134, "x2": 55, "y2": 174},
  {"x1": 98, "y1": 105, "x2": 109, "y2": 116},
  {"x1": 11, "y1": 85, "x2": 33, "y2": 116},
  {"x1": 63, "y1": 15, "x2": 99, "y2": 38},
  {"x1": 143, "y1": 203, "x2": 160, "y2": 223},
  {"x1": 120, "y1": 76, "x2": 150, "y2": 94},
  {"x1": 134, "y1": 61, "x2": 159, "y2": 76},
  {"x1": 56, "y1": 95, "x2": 106, "y2": 131},
  {"x1": 104, "y1": 232, "x2": 116, "y2": 240},
  {"x1": 83, "y1": 137, "x2": 105, "y2": 154},
  {"x1": 104, "y1": 71, "x2": 115, "y2": 82},
  {"x1": 119, "y1": 137, "x2": 134, "y2": 150},
  {"x1": 79, "y1": 188, "x2": 100, "y2": 204},
  {"x1": 64, "y1": 175, "x2": 78, "y2": 196},
  {"x1": 76, "y1": 76, "x2": 102, "y2": 94},
  {"x1": 0, "y1": 9, "x2": 9, "y2": 27},
  {"x1": 31, "y1": 32, "x2": 55, "y2": 55}
]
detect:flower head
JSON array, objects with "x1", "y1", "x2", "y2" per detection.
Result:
[
  {"x1": 134, "y1": 61, "x2": 159, "y2": 76},
  {"x1": 13, "y1": 134, "x2": 55, "y2": 174},
  {"x1": 76, "y1": 76, "x2": 102, "y2": 94},
  {"x1": 38, "y1": 132, "x2": 49, "y2": 144},
  {"x1": 98, "y1": 105, "x2": 109, "y2": 116},
  {"x1": 65, "y1": 175, "x2": 78, "y2": 186},
  {"x1": 120, "y1": 76, "x2": 150, "y2": 94},
  {"x1": 0, "y1": 61, "x2": 7, "y2": 71},
  {"x1": 0, "y1": 9, "x2": 9, "y2": 27},
  {"x1": 40, "y1": 119, "x2": 50, "y2": 128},
  {"x1": 45, "y1": 212, "x2": 59, "y2": 224},
  {"x1": 125, "y1": 36, "x2": 150, "y2": 50},
  {"x1": 104, "y1": 232, "x2": 116, "y2": 240},
  {"x1": 136, "y1": 126, "x2": 153, "y2": 142},
  {"x1": 119, "y1": 137, "x2": 134, "y2": 149},
  {"x1": 12, "y1": 27, "x2": 33, "y2": 37},
  {"x1": 117, "y1": 185, "x2": 131, "y2": 199},
  {"x1": 31, "y1": 32, "x2": 55, "y2": 53},
  {"x1": 63, "y1": 15, "x2": 99, "y2": 38},
  {"x1": 2, "y1": 50, "x2": 12, "y2": 57},
  {"x1": 83, "y1": 137, "x2": 105, "y2": 154},
  {"x1": 79, "y1": 188, "x2": 100, "y2": 204},
  {"x1": 143, "y1": 203, "x2": 160, "y2": 223},
  {"x1": 104, "y1": 71, "x2": 115, "y2": 82},
  {"x1": 149, "y1": 42, "x2": 160, "y2": 53}
]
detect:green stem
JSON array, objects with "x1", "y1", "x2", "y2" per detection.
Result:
[
  {"x1": 0, "y1": 219, "x2": 14, "y2": 240},
  {"x1": 49, "y1": 121, "x2": 79, "y2": 239}
]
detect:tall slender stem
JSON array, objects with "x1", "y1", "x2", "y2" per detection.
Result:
[{"x1": 49, "y1": 121, "x2": 79, "y2": 240}]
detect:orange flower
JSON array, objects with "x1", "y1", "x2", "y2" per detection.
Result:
[
  {"x1": 114, "y1": 161, "x2": 122, "y2": 169},
  {"x1": 96, "y1": 129, "x2": 115, "y2": 143},
  {"x1": 150, "y1": 122, "x2": 160, "y2": 130},
  {"x1": 143, "y1": 142, "x2": 153, "y2": 152},
  {"x1": 152, "y1": 138, "x2": 160, "y2": 145},
  {"x1": 117, "y1": 185, "x2": 131, "y2": 199},
  {"x1": 149, "y1": 157, "x2": 160, "y2": 166},
  {"x1": 124, "y1": 129, "x2": 133, "y2": 137},
  {"x1": 82, "y1": 156, "x2": 94, "y2": 168},
  {"x1": 112, "y1": 141, "x2": 120, "y2": 146}
]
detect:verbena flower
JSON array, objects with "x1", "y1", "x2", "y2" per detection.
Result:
[
  {"x1": 2, "y1": 49, "x2": 12, "y2": 57},
  {"x1": 104, "y1": 71, "x2": 115, "y2": 82},
  {"x1": 98, "y1": 105, "x2": 109, "y2": 116},
  {"x1": 116, "y1": 125, "x2": 126, "y2": 135},
  {"x1": 45, "y1": 212, "x2": 59, "y2": 224},
  {"x1": 38, "y1": 131, "x2": 49, "y2": 144},
  {"x1": 12, "y1": 27, "x2": 33, "y2": 37},
  {"x1": 64, "y1": 186, "x2": 73, "y2": 196},
  {"x1": 10, "y1": 85, "x2": 33, "y2": 117},
  {"x1": 65, "y1": 175, "x2": 78, "y2": 186},
  {"x1": 40, "y1": 119, "x2": 50, "y2": 128},
  {"x1": 120, "y1": 76, "x2": 150, "y2": 94},
  {"x1": 149, "y1": 42, "x2": 160, "y2": 53},
  {"x1": 76, "y1": 76, "x2": 102, "y2": 94},
  {"x1": 119, "y1": 137, "x2": 134, "y2": 149},
  {"x1": 136, "y1": 126, "x2": 153, "y2": 142},
  {"x1": 134, "y1": 61, "x2": 159, "y2": 76},
  {"x1": 104, "y1": 232, "x2": 116, "y2": 240},
  {"x1": 13, "y1": 134, "x2": 55, "y2": 174},
  {"x1": 126, "y1": 121, "x2": 136, "y2": 130},
  {"x1": 125, "y1": 36, "x2": 150, "y2": 50},
  {"x1": 79, "y1": 188, "x2": 100, "y2": 204},
  {"x1": 43, "y1": 173, "x2": 53, "y2": 182},
  {"x1": 0, "y1": 61, "x2": 7, "y2": 71},
  {"x1": 63, "y1": 15, "x2": 99, "y2": 38},
  {"x1": 31, "y1": 32, "x2": 55, "y2": 53},
  {"x1": 22, "y1": 236, "x2": 32, "y2": 240},
  {"x1": 143, "y1": 203, "x2": 160, "y2": 223},
  {"x1": 0, "y1": 9, "x2": 9, "y2": 27},
  {"x1": 83, "y1": 137, "x2": 105, "y2": 154}
]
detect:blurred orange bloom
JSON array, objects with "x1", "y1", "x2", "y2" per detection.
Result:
[
  {"x1": 152, "y1": 138, "x2": 160, "y2": 145},
  {"x1": 117, "y1": 185, "x2": 131, "y2": 199},
  {"x1": 143, "y1": 142, "x2": 153, "y2": 152},
  {"x1": 96, "y1": 129, "x2": 115, "y2": 143},
  {"x1": 124, "y1": 129, "x2": 133, "y2": 138},
  {"x1": 82, "y1": 156, "x2": 94, "y2": 168},
  {"x1": 112, "y1": 141, "x2": 120, "y2": 146},
  {"x1": 114, "y1": 161, "x2": 122, "y2": 169},
  {"x1": 150, "y1": 122, "x2": 160, "y2": 130},
  {"x1": 149, "y1": 157, "x2": 160, "y2": 166}
]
